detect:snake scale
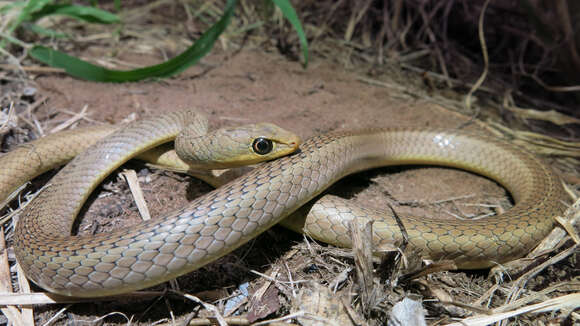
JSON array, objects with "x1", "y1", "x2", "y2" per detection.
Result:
[{"x1": 1, "y1": 110, "x2": 567, "y2": 297}]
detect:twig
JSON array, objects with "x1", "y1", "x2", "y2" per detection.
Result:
[
  {"x1": 15, "y1": 264, "x2": 34, "y2": 325},
  {"x1": 122, "y1": 169, "x2": 151, "y2": 220},
  {"x1": 527, "y1": 74, "x2": 580, "y2": 92},
  {"x1": 462, "y1": 0, "x2": 491, "y2": 126},
  {"x1": 174, "y1": 291, "x2": 228, "y2": 326}
]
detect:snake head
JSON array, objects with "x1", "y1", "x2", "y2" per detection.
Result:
[{"x1": 176, "y1": 123, "x2": 301, "y2": 169}]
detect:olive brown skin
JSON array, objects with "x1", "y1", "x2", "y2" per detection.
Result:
[{"x1": 3, "y1": 110, "x2": 567, "y2": 297}]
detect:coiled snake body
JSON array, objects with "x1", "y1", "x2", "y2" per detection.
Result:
[{"x1": 3, "y1": 110, "x2": 567, "y2": 297}]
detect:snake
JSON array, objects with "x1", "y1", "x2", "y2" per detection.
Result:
[{"x1": 1, "y1": 110, "x2": 567, "y2": 297}]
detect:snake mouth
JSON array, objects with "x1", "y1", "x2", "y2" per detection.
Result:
[
  {"x1": 287, "y1": 140, "x2": 300, "y2": 151},
  {"x1": 264, "y1": 136, "x2": 301, "y2": 161},
  {"x1": 281, "y1": 136, "x2": 302, "y2": 152}
]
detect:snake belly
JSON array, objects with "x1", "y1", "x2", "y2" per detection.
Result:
[{"x1": 12, "y1": 113, "x2": 566, "y2": 297}]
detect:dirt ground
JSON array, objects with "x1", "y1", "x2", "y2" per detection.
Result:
[{"x1": 1, "y1": 28, "x2": 579, "y2": 326}]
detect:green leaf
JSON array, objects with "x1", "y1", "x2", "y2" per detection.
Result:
[
  {"x1": 21, "y1": 0, "x2": 52, "y2": 15},
  {"x1": 29, "y1": 0, "x2": 237, "y2": 82},
  {"x1": 271, "y1": 0, "x2": 309, "y2": 67},
  {"x1": 17, "y1": 0, "x2": 52, "y2": 22},
  {"x1": 29, "y1": 4, "x2": 120, "y2": 24}
]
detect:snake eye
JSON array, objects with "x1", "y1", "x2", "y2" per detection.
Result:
[{"x1": 252, "y1": 137, "x2": 273, "y2": 155}]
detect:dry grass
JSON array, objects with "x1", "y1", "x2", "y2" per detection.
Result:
[{"x1": 0, "y1": 0, "x2": 579, "y2": 325}]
